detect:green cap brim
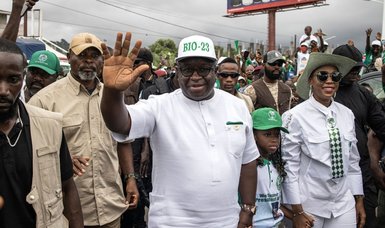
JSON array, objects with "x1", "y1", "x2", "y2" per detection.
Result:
[
  {"x1": 27, "y1": 64, "x2": 57, "y2": 75},
  {"x1": 253, "y1": 125, "x2": 289, "y2": 134}
]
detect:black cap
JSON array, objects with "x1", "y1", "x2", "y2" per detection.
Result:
[
  {"x1": 332, "y1": 44, "x2": 364, "y2": 67},
  {"x1": 136, "y1": 48, "x2": 153, "y2": 63}
]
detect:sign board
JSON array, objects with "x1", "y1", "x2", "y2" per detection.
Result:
[{"x1": 227, "y1": 0, "x2": 323, "y2": 15}]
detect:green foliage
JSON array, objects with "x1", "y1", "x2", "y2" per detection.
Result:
[{"x1": 149, "y1": 39, "x2": 177, "y2": 68}]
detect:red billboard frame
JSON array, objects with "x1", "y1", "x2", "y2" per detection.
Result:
[{"x1": 227, "y1": 0, "x2": 324, "y2": 15}]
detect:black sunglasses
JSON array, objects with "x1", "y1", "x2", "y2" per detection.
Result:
[
  {"x1": 268, "y1": 61, "x2": 284, "y2": 67},
  {"x1": 316, "y1": 71, "x2": 342, "y2": 83},
  {"x1": 217, "y1": 72, "x2": 240, "y2": 78},
  {"x1": 178, "y1": 67, "x2": 214, "y2": 77}
]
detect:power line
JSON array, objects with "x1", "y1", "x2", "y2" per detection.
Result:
[
  {"x1": 96, "y1": 0, "x2": 253, "y2": 43},
  {"x1": 43, "y1": 18, "x2": 181, "y2": 39},
  {"x1": 106, "y1": 0, "x2": 271, "y2": 36},
  {"x1": 39, "y1": 0, "x2": 183, "y2": 39}
]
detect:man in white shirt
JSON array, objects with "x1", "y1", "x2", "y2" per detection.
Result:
[{"x1": 100, "y1": 32, "x2": 259, "y2": 227}]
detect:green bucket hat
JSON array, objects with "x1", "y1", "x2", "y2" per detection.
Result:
[
  {"x1": 28, "y1": 50, "x2": 60, "y2": 75},
  {"x1": 296, "y1": 52, "x2": 357, "y2": 100},
  {"x1": 252, "y1": 107, "x2": 288, "y2": 133}
]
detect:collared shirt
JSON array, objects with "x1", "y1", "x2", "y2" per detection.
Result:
[
  {"x1": 281, "y1": 96, "x2": 363, "y2": 218},
  {"x1": 235, "y1": 91, "x2": 254, "y2": 113},
  {"x1": 28, "y1": 73, "x2": 127, "y2": 226},
  {"x1": 253, "y1": 160, "x2": 284, "y2": 227},
  {"x1": 113, "y1": 88, "x2": 259, "y2": 227}
]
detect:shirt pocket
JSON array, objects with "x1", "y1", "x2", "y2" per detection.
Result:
[
  {"x1": 226, "y1": 124, "x2": 246, "y2": 159},
  {"x1": 37, "y1": 146, "x2": 61, "y2": 194},
  {"x1": 44, "y1": 190, "x2": 65, "y2": 224},
  {"x1": 305, "y1": 135, "x2": 330, "y2": 164},
  {"x1": 342, "y1": 133, "x2": 356, "y2": 156},
  {"x1": 63, "y1": 114, "x2": 83, "y2": 143}
]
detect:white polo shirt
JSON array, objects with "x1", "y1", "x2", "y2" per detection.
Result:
[{"x1": 113, "y1": 88, "x2": 259, "y2": 227}]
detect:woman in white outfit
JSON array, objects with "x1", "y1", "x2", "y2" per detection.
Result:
[{"x1": 281, "y1": 53, "x2": 366, "y2": 228}]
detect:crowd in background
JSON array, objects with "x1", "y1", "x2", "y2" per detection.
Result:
[{"x1": 2, "y1": 1, "x2": 385, "y2": 228}]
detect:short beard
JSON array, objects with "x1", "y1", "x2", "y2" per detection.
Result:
[
  {"x1": 78, "y1": 71, "x2": 97, "y2": 81},
  {"x1": 265, "y1": 69, "x2": 281, "y2": 80},
  {"x1": 0, "y1": 100, "x2": 18, "y2": 122}
]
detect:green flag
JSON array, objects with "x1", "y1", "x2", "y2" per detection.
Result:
[{"x1": 234, "y1": 40, "x2": 239, "y2": 53}]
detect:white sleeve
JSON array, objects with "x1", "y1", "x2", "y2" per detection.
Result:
[
  {"x1": 281, "y1": 111, "x2": 303, "y2": 205},
  {"x1": 111, "y1": 98, "x2": 157, "y2": 143}
]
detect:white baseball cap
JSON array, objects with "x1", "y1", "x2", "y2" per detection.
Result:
[
  {"x1": 372, "y1": 40, "x2": 382, "y2": 47},
  {"x1": 176, "y1": 35, "x2": 217, "y2": 62}
]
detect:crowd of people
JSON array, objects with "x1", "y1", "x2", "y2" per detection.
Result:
[{"x1": 2, "y1": 0, "x2": 385, "y2": 228}]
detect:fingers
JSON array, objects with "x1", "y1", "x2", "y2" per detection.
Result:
[
  {"x1": 132, "y1": 64, "x2": 149, "y2": 80},
  {"x1": 140, "y1": 163, "x2": 148, "y2": 178},
  {"x1": 128, "y1": 40, "x2": 143, "y2": 62},
  {"x1": 72, "y1": 156, "x2": 89, "y2": 176},
  {"x1": 113, "y1": 33, "x2": 123, "y2": 56},
  {"x1": 129, "y1": 194, "x2": 139, "y2": 208},
  {"x1": 101, "y1": 43, "x2": 111, "y2": 60},
  {"x1": 121, "y1": 32, "x2": 132, "y2": 57}
]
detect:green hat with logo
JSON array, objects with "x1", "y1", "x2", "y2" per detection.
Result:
[
  {"x1": 252, "y1": 107, "x2": 288, "y2": 133},
  {"x1": 28, "y1": 50, "x2": 60, "y2": 75}
]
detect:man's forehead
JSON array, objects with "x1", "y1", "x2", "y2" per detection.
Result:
[
  {"x1": 0, "y1": 51, "x2": 25, "y2": 66},
  {"x1": 178, "y1": 57, "x2": 215, "y2": 66}
]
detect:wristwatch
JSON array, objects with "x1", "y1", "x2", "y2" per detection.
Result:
[
  {"x1": 123, "y1": 173, "x2": 138, "y2": 182},
  {"x1": 354, "y1": 195, "x2": 365, "y2": 200},
  {"x1": 240, "y1": 204, "x2": 257, "y2": 215}
]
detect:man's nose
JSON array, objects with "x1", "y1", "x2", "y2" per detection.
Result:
[{"x1": 0, "y1": 81, "x2": 10, "y2": 96}]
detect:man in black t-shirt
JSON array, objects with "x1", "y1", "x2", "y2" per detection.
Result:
[{"x1": 0, "y1": 39, "x2": 83, "y2": 228}]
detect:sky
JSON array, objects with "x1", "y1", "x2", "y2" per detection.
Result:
[{"x1": 2, "y1": 0, "x2": 384, "y2": 53}]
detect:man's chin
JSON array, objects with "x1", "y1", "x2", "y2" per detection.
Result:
[{"x1": 0, "y1": 102, "x2": 18, "y2": 122}]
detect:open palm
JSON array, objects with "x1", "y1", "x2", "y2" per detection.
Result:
[{"x1": 102, "y1": 32, "x2": 149, "y2": 91}]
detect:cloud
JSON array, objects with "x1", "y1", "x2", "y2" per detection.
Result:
[{"x1": 3, "y1": 0, "x2": 383, "y2": 52}]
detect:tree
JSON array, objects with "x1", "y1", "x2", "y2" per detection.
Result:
[{"x1": 149, "y1": 39, "x2": 177, "y2": 68}]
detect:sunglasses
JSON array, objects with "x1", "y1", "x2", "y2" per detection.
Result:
[
  {"x1": 217, "y1": 72, "x2": 240, "y2": 78},
  {"x1": 268, "y1": 61, "x2": 284, "y2": 67},
  {"x1": 178, "y1": 67, "x2": 214, "y2": 77},
  {"x1": 316, "y1": 71, "x2": 342, "y2": 83}
]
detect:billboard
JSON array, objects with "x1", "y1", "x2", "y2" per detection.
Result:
[{"x1": 227, "y1": 0, "x2": 324, "y2": 15}]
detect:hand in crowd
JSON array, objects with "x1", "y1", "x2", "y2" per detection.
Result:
[
  {"x1": 315, "y1": 28, "x2": 325, "y2": 37},
  {"x1": 125, "y1": 178, "x2": 139, "y2": 209},
  {"x1": 140, "y1": 148, "x2": 150, "y2": 178},
  {"x1": 368, "y1": 130, "x2": 385, "y2": 190},
  {"x1": 26, "y1": 0, "x2": 38, "y2": 8},
  {"x1": 237, "y1": 210, "x2": 253, "y2": 228},
  {"x1": 102, "y1": 32, "x2": 149, "y2": 91},
  {"x1": 72, "y1": 156, "x2": 90, "y2": 176},
  {"x1": 355, "y1": 197, "x2": 366, "y2": 228},
  {"x1": 0, "y1": 196, "x2": 3, "y2": 209},
  {"x1": 292, "y1": 212, "x2": 314, "y2": 228},
  {"x1": 366, "y1": 28, "x2": 373, "y2": 37},
  {"x1": 376, "y1": 32, "x2": 382, "y2": 41}
]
